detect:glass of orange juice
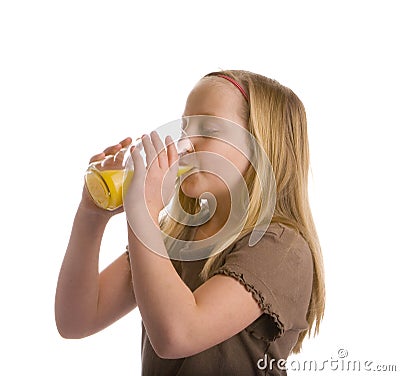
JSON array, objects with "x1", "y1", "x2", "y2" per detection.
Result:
[{"x1": 84, "y1": 120, "x2": 195, "y2": 211}]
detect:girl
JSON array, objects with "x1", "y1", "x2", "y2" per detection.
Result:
[{"x1": 55, "y1": 70, "x2": 325, "y2": 375}]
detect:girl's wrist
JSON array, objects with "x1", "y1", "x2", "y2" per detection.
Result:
[{"x1": 77, "y1": 200, "x2": 114, "y2": 224}]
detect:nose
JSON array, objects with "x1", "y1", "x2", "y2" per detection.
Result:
[{"x1": 177, "y1": 133, "x2": 195, "y2": 157}]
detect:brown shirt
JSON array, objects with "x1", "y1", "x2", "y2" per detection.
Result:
[{"x1": 140, "y1": 222, "x2": 313, "y2": 376}]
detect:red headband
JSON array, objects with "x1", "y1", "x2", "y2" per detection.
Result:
[{"x1": 217, "y1": 74, "x2": 249, "y2": 102}]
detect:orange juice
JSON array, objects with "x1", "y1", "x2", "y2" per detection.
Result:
[
  {"x1": 85, "y1": 165, "x2": 192, "y2": 210},
  {"x1": 177, "y1": 165, "x2": 192, "y2": 177}
]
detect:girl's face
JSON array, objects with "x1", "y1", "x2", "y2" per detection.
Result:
[{"x1": 179, "y1": 78, "x2": 250, "y2": 200}]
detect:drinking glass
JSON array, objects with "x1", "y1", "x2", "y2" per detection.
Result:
[{"x1": 84, "y1": 119, "x2": 194, "y2": 211}]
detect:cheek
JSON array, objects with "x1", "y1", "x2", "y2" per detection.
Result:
[
  {"x1": 192, "y1": 138, "x2": 250, "y2": 178},
  {"x1": 219, "y1": 144, "x2": 250, "y2": 176},
  {"x1": 233, "y1": 152, "x2": 250, "y2": 175}
]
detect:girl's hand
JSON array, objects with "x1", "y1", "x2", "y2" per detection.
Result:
[
  {"x1": 80, "y1": 137, "x2": 132, "y2": 217},
  {"x1": 124, "y1": 132, "x2": 178, "y2": 228}
]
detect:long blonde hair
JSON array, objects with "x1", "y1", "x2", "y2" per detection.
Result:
[{"x1": 160, "y1": 70, "x2": 325, "y2": 354}]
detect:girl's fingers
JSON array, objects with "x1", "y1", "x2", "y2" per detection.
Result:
[
  {"x1": 131, "y1": 146, "x2": 145, "y2": 175},
  {"x1": 119, "y1": 137, "x2": 132, "y2": 149},
  {"x1": 89, "y1": 152, "x2": 106, "y2": 164},
  {"x1": 103, "y1": 143, "x2": 122, "y2": 156},
  {"x1": 103, "y1": 137, "x2": 131, "y2": 156},
  {"x1": 141, "y1": 134, "x2": 157, "y2": 168},
  {"x1": 113, "y1": 148, "x2": 125, "y2": 165},
  {"x1": 166, "y1": 135, "x2": 179, "y2": 166},
  {"x1": 150, "y1": 131, "x2": 168, "y2": 170},
  {"x1": 89, "y1": 137, "x2": 131, "y2": 165},
  {"x1": 102, "y1": 155, "x2": 118, "y2": 168}
]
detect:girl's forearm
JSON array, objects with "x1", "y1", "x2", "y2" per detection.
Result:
[
  {"x1": 55, "y1": 205, "x2": 109, "y2": 338},
  {"x1": 127, "y1": 223, "x2": 197, "y2": 356}
]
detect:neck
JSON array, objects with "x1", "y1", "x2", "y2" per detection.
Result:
[{"x1": 195, "y1": 192, "x2": 231, "y2": 239}]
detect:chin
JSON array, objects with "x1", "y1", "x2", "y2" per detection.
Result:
[
  {"x1": 180, "y1": 173, "x2": 227, "y2": 200},
  {"x1": 180, "y1": 175, "x2": 204, "y2": 198}
]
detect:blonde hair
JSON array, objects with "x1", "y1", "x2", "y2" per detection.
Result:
[{"x1": 160, "y1": 70, "x2": 325, "y2": 354}]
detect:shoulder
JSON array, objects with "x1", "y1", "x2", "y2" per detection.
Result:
[
  {"x1": 234, "y1": 222, "x2": 308, "y2": 251},
  {"x1": 230, "y1": 222, "x2": 312, "y2": 269}
]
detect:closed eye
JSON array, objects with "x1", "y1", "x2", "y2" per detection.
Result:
[{"x1": 200, "y1": 123, "x2": 219, "y2": 135}]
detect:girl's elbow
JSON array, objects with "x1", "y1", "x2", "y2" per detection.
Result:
[
  {"x1": 154, "y1": 341, "x2": 184, "y2": 360},
  {"x1": 153, "y1": 328, "x2": 195, "y2": 359},
  {"x1": 56, "y1": 321, "x2": 87, "y2": 339},
  {"x1": 55, "y1": 315, "x2": 93, "y2": 340}
]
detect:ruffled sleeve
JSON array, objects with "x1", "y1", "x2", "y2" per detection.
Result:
[{"x1": 211, "y1": 222, "x2": 313, "y2": 342}]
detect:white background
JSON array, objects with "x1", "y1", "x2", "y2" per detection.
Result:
[{"x1": 1, "y1": 1, "x2": 399, "y2": 374}]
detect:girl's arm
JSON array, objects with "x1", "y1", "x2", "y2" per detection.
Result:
[
  {"x1": 55, "y1": 138, "x2": 137, "y2": 339},
  {"x1": 55, "y1": 202, "x2": 137, "y2": 339}
]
